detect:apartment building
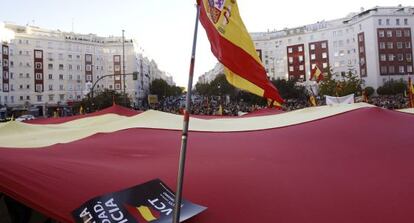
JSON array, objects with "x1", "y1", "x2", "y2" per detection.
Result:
[
  {"x1": 0, "y1": 22, "x2": 174, "y2": 113},
  {"x1": 199, "y1": 6, "x2": 414, "y2": 91}
]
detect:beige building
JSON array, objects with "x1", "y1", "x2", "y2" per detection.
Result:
[{"x1": 0, "y1": 22, "x2": 174, "y2": 113}]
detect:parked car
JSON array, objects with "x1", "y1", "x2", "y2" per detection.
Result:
[{"x1": 15, "y1": 115, "x2": 35, "y2": 122}]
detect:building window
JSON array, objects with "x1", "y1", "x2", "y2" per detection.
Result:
[
  {"x1": 388, "y1": 66, "x2": 395, "y2": 74},
  {"x1": 406, "y1": 42, "x2": 411, "y2": 49},
  {"x1": 35, "y1": 62, "x2": 42, "y2": 69},
  {"x1": 404, "y1": 30, "x2": 410, "y2": 37},
  {"x1": 59, "y1": 85, "x2": 64, "y2": 90},
  {"x1": 386, "y1": 30, "x2": 392, "y2": 37},
  {"x1": 380, "y1": 66, "x2": 387, "y2": 74},
  {"x1": 3, "y1": 71, "x2": 9, "y2": 80},
  {"x1": 48, "y1": 74, "x2": 53, "y2": 80},
  {"x1": 69, "y1": 64, "x2": 73, "y2": 70},
  {"x1": 396, "y1": 19, "x2": 400, "y2": 25},
  {"x1": 299, "y1": 65, "x2": 304, "y2": 71},
  {"x1": 68, "y1": 54, "x2": 72, "y2": 59},
  {"x1": 2, "y1": 47, "x2": 8, "y2": 55},
  {"x1": 86, "y1": 54, "x2": 92, "y2": 62},
  {"x1": 310, "y1": 54, "x2": 316, "y2": 60},
  {"x1": 386, "y1": 19, "x2": 390, "y2": 25},
  {"x1": 115, "y1": 83, "x2": 121, "y2": 90},
  {"x1": 86, "y1": 75, "x2": 92, "y2": 81},
  {"x1": 59, "y1": 64, "x2": 64, "y2": 70},
  {"x1": 86, "y1": 65, "x2": 92, "y2": 72},
  {"x1": 388, "y1": 54, "x2": 395, "y2": 61},
  {"x1": 60, "y1": 94, "x2": 65, "y2": 101},
  {"x1": 35, "y1": 73, "x2": 42, "y2": 80},
  {"x1": 322, "y1": 52, "x2": 327, "y2": 58},
  {"x1": 37, "y1": 95, "x2": 42, "y2": 102},
  {"x1": 387, "y1": 42, "x2": 393, "y2": 49},
  {"x1": 359, "y1": 46, "x2": 365, "y2": 53},
  {"x1": 298, "y1": 55, "x2": 303, "y2": 62},
  {"x1": 322, "y1": 62, "x2": 328, "y2": 68},
  {"x1": 399, "y1": 66, "x2": 405, "y2": 73},
  {"x1": 35, "y1": 51, "x2": 42, "y2": 59},
  {"x1": 26, "y1": 85, "x2": 30, "y2": 89},
  {"x1": 26, "y1": 73, "x2": 30, "y2": 78},
  {"x1": 36, "y1": 84, "x2": 43, "y2": 92},
  {"x1": 77, "y1": 65, "x2": 81, "y2": 70},
  {"x1": 379, "y1": 42, "x2": 385, "y2": 49},
  {"x1": 397, "y1": 54, "x2": 404, "y2": 61},
  {"x1": 288, "y1": 57, "x2": 293, "y2": 64},
  {"x1": 407, "y1": 66, "x2": 413, "y2": 73},
  {"x1": 298, "y1": 46, "x2": 303, "y2": 52},
  {"x1": 59, "y1": 74, "x2": 64, "y2": 80},
  {"x1": 310, "y1": 44, "x2": 315, "y2": 50},
  {"x1": 288, "y1": 47, "x2": 293, "y2": 53},
  {"x1": 48, "y1": 64, "x2": 53, "y2": 69},
  {"x1": 407, "y1": 54, "x2": 412, "y2": 62},
  {"x1": 361, "y1": 68, "x2": 366, "y2": 76},
  {"x1": 289, "y1": 66, "x2": 294, "y2": 72},
  {"x1": 378, "y1": 30, "x2": 385, "y2": 37},
  {"x1": 378, "y1": 19, "x2": 382, "y2": 25},
  {"x1": 321, "y1": 42, "x2": 327, "y2": 48},
  {"x1": 397, "y1": 42, "x2": 403, "y2": 49},
  {"x1": 360, "y1": 58, "x2": 365, "y2": 65},
  {"x1": 3, "y1": 83, "x2": 8, "y2": 91},
  {"x1": 396, "y1": 30, "x2": 402, "y2": 37},
  {"x1": 380, "y1": 54, "x2": 386, "y2": 61}
]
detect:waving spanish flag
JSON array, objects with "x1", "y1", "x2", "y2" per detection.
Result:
[
  {"x1": 197, "y1": 0, "x2": 284, "y2": 105},
  {"x1": 310, "y1": 65, "x2": 324, "y2": 83}
]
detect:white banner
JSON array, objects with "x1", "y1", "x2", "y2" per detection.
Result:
[{"x1": 325, "y1": 94, "x2": 355, "y2": 105}]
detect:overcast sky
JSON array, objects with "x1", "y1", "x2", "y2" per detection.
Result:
[{"x1": 0, "y1": 0, "x2": 412, "y2": 87}]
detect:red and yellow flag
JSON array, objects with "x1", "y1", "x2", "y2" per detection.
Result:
[
  {"x1": 309, "y1": 95, "x2": 317, "y2": 107},
  {"x1": 197, "y1": 0, "x2": 284, "y2": 106},
  {"x1": 310, "y1": 65, "x2": 324, "y2": 83},
  {"x1": 408, "y1": 77, "x2": 414, "y2": 108}
]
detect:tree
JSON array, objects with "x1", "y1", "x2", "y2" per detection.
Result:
[
  {"x1": 208, "y1": 74, "x2": 237, "y2": 98},
  {"x1": 376, "y1": 80, "x2": 406, "y2": 95},
  {"x1": 318, "y1": 69, "x2": 362, "y2": 97},
  {"x1": 73, "y1": 89, "x2": 131, "y2": 114},
  {"x1": 271, "y1": 79, "x2": 307, "y2": 99},
  {"x1": 150, "y1": 79, "x2": 183, "y2": 98},
  {"x1": 364, "y1": 86, "x2": 375, "y2": 96}
]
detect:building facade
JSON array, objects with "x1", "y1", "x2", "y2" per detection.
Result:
[
  {"x1": 0, "y1": 22, "x2": 174, "y2": 113},
  {"x1": 251, "y1": 6, "x2": 414, "y2": 90}
]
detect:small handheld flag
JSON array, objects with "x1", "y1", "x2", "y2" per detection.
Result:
[{"x1": 310, "y1": 65, "x2": 324, "y2": 83}]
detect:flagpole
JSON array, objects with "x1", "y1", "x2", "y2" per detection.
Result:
[{"x1": 172, "y1": 4, "x2": 200, "y2": 223}]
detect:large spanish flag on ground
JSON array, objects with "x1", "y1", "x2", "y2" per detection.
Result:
[{"x1": 197, "y1": 0, "x2": 284, "y2": 105}]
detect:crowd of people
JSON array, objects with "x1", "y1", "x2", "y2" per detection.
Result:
[
  {"x1": 149, "y1": 93, "x2": 412, "y2": 116},
  {"x1": 368, "y1": 94, "x2": 409, "y2": 109}
]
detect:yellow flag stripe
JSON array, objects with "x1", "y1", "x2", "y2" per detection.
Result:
[
  {"x1": 137, "y1": 206, "x2": 157, "y2": 221},
  {"x1": 224, "y1": 67, "x2": 264, "y2": 97}
]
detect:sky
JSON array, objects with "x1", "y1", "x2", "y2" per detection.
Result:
[{"x1": 0, "y1": 0, "x2": 413, "y2": 87}]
